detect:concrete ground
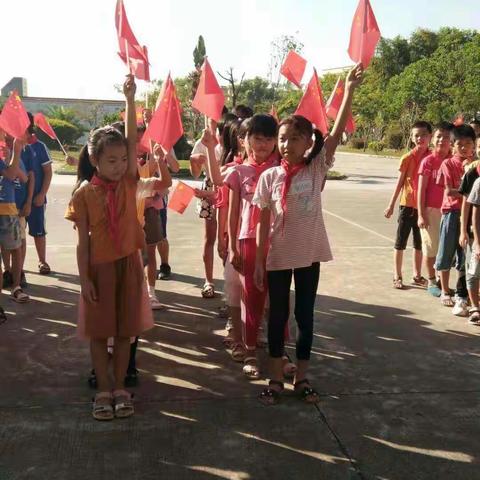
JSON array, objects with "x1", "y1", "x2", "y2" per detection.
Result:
[{"x1": 1, "y1": 152, "x2": 479, "y2": 480}]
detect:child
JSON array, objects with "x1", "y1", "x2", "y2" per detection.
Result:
[
  {"x1": 436, "y1": 125, "x2": 476, "y2": 314},
  {"x1": 189, "y1": 114, "x2": 229, "y2": 298},
  {"x1": 417, "y1": 122, "x2": 453, "y2": 297},
  {"x1": 65, "y1": 75, "x2": 154, "y2": 420},
  {"x1": 224, "y1": 114, "x2": 279, "y2": 377},
  {"x1": 384, "y1": 121, "x2": 432, "y2": 289},
  {"x1": 0, "y1": 138, "x2": 30, "y2": 317},
  {"x1": 458, "y1": 129, "x2": 480, "y2": 323},
  {"x1": 21, "y1": 114, "x2": 53, "y2": 275},
  {"x1": 252, "y1": 64, "x2": 363, "y2": 405}
]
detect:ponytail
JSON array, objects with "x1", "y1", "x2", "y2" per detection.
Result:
[
  {"x1": 72, "y1": 145, "x2": 95, "y2": 195},
  {"x1": 306, "y1": 129, "x2": 324, "y2": 165}
]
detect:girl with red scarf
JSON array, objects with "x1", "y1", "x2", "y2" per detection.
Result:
[
  {"x1": 65, "y1": 76, "x2": 165, "y2": 420},
  {"x1": 253, "y1": 64, "x2": 364, "y2": 405}
]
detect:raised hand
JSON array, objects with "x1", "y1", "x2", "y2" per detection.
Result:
[
  {"x1": 123, "y1": 74, "x2": 136, "y2": 100},
  {"x1": 201, "y1": 128, "x2": 216, "y2": 149},
  {"x1": 346, "y1": 63, "x2": 364, "y2": 90}
]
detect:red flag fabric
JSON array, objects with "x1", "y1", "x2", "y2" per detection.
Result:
[
  {"x1": 33, "y1": 112, "x2": 57, "y2": 139},
  {"x1": 142, "y1": 75, "x2": 184, "y2": 152},
  {"x1": 168, "y1": 181, "x2": 195, "y2": 214},
  {"x1": 280, "y1": 50, "x2": 307, "y2": 88},
  {"x1": 325, "y1": 77, "x2": 356, "y2": 134},
  {"x1": 115, "y1": 0, "x2": 150, "y2": 81},
  {"x1": 294, "y1": 69, "x2": 329, "y2": 135},
  {"x1": 0, "y1": 91, "x2": 30, "y2": 139},
  {"x1": 348, "y1": 0, "x2": 380, "y2": 68},
  {"x1": 192, "y1": 59, "x2": 225, "y2": 122}
]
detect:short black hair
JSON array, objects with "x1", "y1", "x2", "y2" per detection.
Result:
[
  {"x1": 412, "y1": 120, "x2": 432, "y2": 134},
  {"x1": 452, "y1": 125, "x2": 476, "y2": 143},
  {"x1": 241, "y1": 114, "x2": 277, "y2": 138},
  {"x1": 434, "y1": 121, "x2": 454, "y2": 133},
  {"x1": 233, "y1": 104, "x2": 254, "y2": 120}
]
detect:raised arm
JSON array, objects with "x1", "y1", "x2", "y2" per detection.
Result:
[
  {"x1": 124, "y1": 74, "x2": 138, "y2": 178},
  {"x1": 324, "y1": 63, "x2": 363, "y2": 162}
]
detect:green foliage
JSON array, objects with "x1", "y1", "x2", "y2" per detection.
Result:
[
  {"x1": 384, "y1": 125, "x2": 404, "y2": 150},
  {"x1": 193, "y1": 35, "x2": 206, "y2": 69},
  {"x1": 35, "y1": 118, "x2": 83, "y2": 148},
  {"x1": 173, "y1": 135, "x2": 193, "y2": 160},
  {"x1": 350, "y1": 138, "x2": 367, "y2": 149},
  {"x1": 368, "y1": 141, "x2": 385, "y2": 152},
  {"x1": 101, "y1": 111, "x2": 122, "y2": 126}
]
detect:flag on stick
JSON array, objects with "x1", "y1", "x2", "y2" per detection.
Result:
[
  {"x1": 168, "y1": 181, "x2": 195, "y2": 214},
  {"x1": 280, "y1": 50, "x2": 307, "y2": 88},
  {"x1": 192, "y1": 59, "x2": 225, "y2": 122},
  {"x1": 115, "y1": 0, "x2": 150, "y2": 80},
  {"x1": 141, "y1": 75, "x2": 184, "y2": 152},
  {"x1": 34, "y1": 112, "x2": 68, "y2": 155},
  {"x1": 295, "y1": 69, "x2": 329, "y2": 135},
  {"x1": 348, "y1": 0, "x2": 381, "y2": 68},
  {"x1": 0, "y1": 91, "x2": 30, "y2": 139},
  {"x1": 325, "y1": 77, "x2": 356, "y2": 134}
]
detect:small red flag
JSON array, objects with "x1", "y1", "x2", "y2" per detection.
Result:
[
  {"x1": 0, "y1": 91, "x2": 30, "y2": 139},
  {"x1": 115, "y1": 0, "x2": 150, "y2": 81},
  {"x1": 33, "y1": 112, "x2": 57, "y2": 139},
  {"x1": 168, "y1": 181, "x2": 195, "y2": 214},
  {"x1": 295, "y1": 69, "x2": 329, "y2": 135},
  {"x1": 348, "y1": 0, "x2": 381, "y2": 68},
  {"x1": 142, "y1": 75, "x2": 184, "y2": 152},
  {"x1": 192, "y1": 59, "x2": 225, "y2": 122},
  {"x1": 280, "y1": 50, "x2": 307, "y2": 88},
  {"x1": 325, "y1": 77, "x2": 356, "y2": 134}
]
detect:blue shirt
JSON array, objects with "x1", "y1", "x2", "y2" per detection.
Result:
[
  {"x1": 21, "y1": 139, "x2": 52, "y2": 198},
  {"x1": 14, "y1": 158, "x2": 30, "y2": 210},
  {"x1": 0, "y1": 160, "x2": 18, "y2": 215}
]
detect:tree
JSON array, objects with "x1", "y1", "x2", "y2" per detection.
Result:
[
  {"x1": 218, "y1": 67, "x2": 245, "y2": 108},
  {"x1": 193, "y1": 35, "x2": 206, "y2": 69},
  {"x1": 45, "y1": 105, "x2": 85, "y2": 133}
]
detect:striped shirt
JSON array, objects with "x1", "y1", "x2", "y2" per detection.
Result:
[{"x1": 252, "y1": 147, "x2": 333, "y2": 271}]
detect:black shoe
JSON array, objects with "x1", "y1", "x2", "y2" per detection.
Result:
[
  {"x1": 124, "y1": 368, "x2": 139, "y2": 387},
  {"x1": 158, "y1": 264, "x2": 171, "y2": 280},
  {"x1": 20, "y1": 271, "x2": 27, "y2": 289},
  {"x1": 88, "y1": 369, "x2": 97, "y2": 389},
  {"x1": 2, "y1": 270, "x2": 13, "y2": 289}
]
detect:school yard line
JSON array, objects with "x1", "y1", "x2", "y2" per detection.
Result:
[{"x1": 323, "y1": 208, "x2": 394, "y2": 244}]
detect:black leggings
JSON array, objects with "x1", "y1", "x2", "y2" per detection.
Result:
[{"x1": 267, "y1": 262, "x2": 320, "y2": 361}]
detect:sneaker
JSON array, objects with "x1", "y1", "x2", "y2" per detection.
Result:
[
  {"x1": 158, "y1": 264, "x2": 171, "y2": 280},
  {"x1": 452, "y1": 297, "x2": 469, "y2": 317},
  {"x1": 2, "y1": 270, "x2": 13, "y2": 289},
  {"x1": 149, "y1": 293, "x2": 165, "y2": 310},
  {"x1": 20, "y1": 271, "x2": 27, "y2": 289}
]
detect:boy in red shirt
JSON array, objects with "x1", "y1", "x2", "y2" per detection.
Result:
[{"x1": 436, "y1": 125, "x2": 476, "y2": 314}]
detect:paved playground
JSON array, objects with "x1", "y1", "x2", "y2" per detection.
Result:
[{"x1": 1, "y1": 152, "x2": 479, "y2": 480}]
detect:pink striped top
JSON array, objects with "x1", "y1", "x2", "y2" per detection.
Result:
[{"x1": 252, "y1": 147, "x2": 333, "y2": 271}]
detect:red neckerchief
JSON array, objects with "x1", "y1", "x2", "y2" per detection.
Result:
[
  {"x1": 246, "y1": 152, "x2": 278, "y2": 233},
  {"x1": 280, "y1": 159, "x2": 306, "y2": 218},
  {"x1": 91, "y1": 174, "x2": 121, "y2": 253}
]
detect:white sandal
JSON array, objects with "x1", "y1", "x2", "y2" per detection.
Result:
[
  {"x1": 92, "y1": 392, "x2": 114, "y2": 421},
  {"x1": 112, "y1": 389, "x2": 134, "y2": 418},
  {"x1": 242, "y1": 356, "x2": 260, "y2": 378},
  {"x1": 11, "y1": 286, "x2": 29, "y2": 303}
]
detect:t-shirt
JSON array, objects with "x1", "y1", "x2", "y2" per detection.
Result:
[
  {"x1": 467, "y1": 177, "x2": 480, "y2": 211},
  {"x1": 252, "y1": 148, "x2": 334, "y2": 271},
  {"x1": 65, "y1": 175, "x2": 145, "y2": 265},
  {"x1": 459, "y1": 165, "x2": 480, "y2": 238},
  {"x1": 14, "y1": 158, "x2": 30, "y2": 211},
  {"x1": 224, "y1": 155, "x2": 278, "y2": 240},
  {"x1": 191, "y1": 140, "x2": 223, "y2": 180},
  {"x1": 437, "y1": 155, "x2": 465, "y2": 213},
  {"x1": 0, "y1": 160, "x2": 18, "y2": 215},
  {"x1": 417, "y1": 153, "x2": 445, "y2": 209},
  {"x1": 398, "y1": 148, "x2": 430, "y2": 208},
  {"x1": 21, "y1": 139, "x2": 52, "y2": 200}
]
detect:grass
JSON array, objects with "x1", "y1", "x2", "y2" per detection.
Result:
[
  {"x1": 51, "y1": 151, "x2": 347, "y2": 180},
  {"x1": 337, "y1": 145, "x2": 405, "y2": 158}
]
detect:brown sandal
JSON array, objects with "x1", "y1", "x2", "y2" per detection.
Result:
[{"x1": 38, "y1": 262, "x2": 51, "y2": 275}]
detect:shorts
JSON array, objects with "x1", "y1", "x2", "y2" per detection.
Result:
[
  {"x1": 144, "y1": 207, "x2": 164, "y2": 245},
  {"x1": 159, "y1": 208, "x2": 167, "y2": 239},
  {"x1": 196, "y1": 178, "x2": 215, "y2": 220},
  {"x1": 19, "y1": 216, "x2": 26, "y2": 241},
  {"x1": 0, "y1": 215, "x2": 22, "y2": 250},
  {"x1": 435, "y1": 210, "x2": 464, "y2": 272},
  {"x1": 27, "y1": 204, "x2": 47, "y2": 237},
  {"x1": 465, "y1": 240, "x2": 480, "y2": 290},
  {"x1": 419, "y1": 207, "x2": 442, "y2": 258},
  {"x1": 394, "y1": 206, "x2": 422, "y2": 251}
]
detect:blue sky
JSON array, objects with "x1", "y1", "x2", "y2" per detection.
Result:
[{"x1": 1, "y1": 0, "x2": 479, "y2": 100}]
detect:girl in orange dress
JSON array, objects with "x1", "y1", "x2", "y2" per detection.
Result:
[{"x1": 65, "y1": 75, "x2": 156, "y2": 420}]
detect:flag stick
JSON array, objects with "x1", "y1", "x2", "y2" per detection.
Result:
[
  {"x1": 56, "y1": 137, "x2": 68, "y2": 156},
  {"x1": 204, "y1": 115, "x2": 208, "y2": 130},
  {"x1": 124, "y1": 39, "x2": 133, "y2": 75}
]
